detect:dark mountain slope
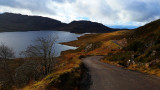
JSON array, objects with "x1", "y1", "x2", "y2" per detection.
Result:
[
  {"x1": 61, "y1": 21, "x2": 114, "y2": 33},
  {"x1": 0, "y1": 13, "x2": 66, "y2": 32},
  {"x1": 124, "y1": 19, "x2": 160, "y2": 63},
  {"x1": 0, "y1": 13, "x2": 117, "y2": 33},
  {"x1": 127, "y1": 19, "x2": 160, "y2": 44},
  {"x1": 133, "y1": 19, "x2": 160, "y2": 38}
]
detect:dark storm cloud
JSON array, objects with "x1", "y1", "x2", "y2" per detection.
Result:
[
  {"x1": 0, "y1": 0, "x2": 17, "y2": 7},
  {"x1": 0, "y1": 0, "x2": 55, "y2": 14},
  {"x1": 124, "y1": 1, "x2": 160, "y2": 22}
]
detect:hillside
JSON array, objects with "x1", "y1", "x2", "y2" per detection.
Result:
[
  {"x1": 62, "y1": 19, "x2": 160, "y2": 76},
  {"x1": 0, "y1": 13, "x2": 117, "y2": 33},
  {"x1": 133, "y1": 19, "x2": 160, "y2": 38},
  {"x1": 124, "y1": 19, "x2": 160, "y2": 63},
  {"x1": 101, "y1": 19, "x2": 160, "y2": 76}
]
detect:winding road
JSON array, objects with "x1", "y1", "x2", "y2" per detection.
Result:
[{"x1": 82, "y1": 56, "x2": 160, "y2": 90}]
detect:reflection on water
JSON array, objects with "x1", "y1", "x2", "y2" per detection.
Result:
[{"x1": 0, "y1": 31, "x2": 84, "y2": 57}]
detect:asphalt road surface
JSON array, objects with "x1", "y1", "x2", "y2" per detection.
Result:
[{"x1": 82, "y1": 56, "x2": 160, "y2": 90}]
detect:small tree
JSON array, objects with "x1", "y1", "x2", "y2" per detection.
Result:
[
  {"x1": 0, "y1": 43, "x2": 15, "y2": 84},
  {"x1": 14, "y1": 60, "x2": 41, "y2": 87},
  {"x1": 23, "y1": 34, "x2": 58, "y2": 75},
  {"x1": 0, "y1": 43, "x2": 14, "y2": 60}
]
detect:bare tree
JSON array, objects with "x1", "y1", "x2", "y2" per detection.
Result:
[
  {"x1": 23, "y1": 34, "x2": 58, "y2": 75},
  {"x1": 14, "y1": 60, "x2": 41, "y2": 87},
  {"x1": 0, "y1": 43, "x2": 14, "y2": 60},
  {"x1": 0, "y1": 43, "x2": 15, "y2": 84}
]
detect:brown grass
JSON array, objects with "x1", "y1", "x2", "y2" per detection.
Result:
[
  {"x1": 5, "y1": 30, "x2": 140, "y2": 89},
  {"x1": 128, "y1": 64, "x2": 160, "y2": 77},
  {"x1": 20, "y1": 53, "x2": 82, "y2": 90},
  {"x1": 62, "y1": 30, "x2": 132, "y2": 47},
  {"x1": 62, "y1": 30, "x2": 160, "y2": 78}
]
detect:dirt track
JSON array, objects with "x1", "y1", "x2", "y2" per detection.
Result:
[{"x1": 82, "y1": 56, "x2": 160, "y2": 90}]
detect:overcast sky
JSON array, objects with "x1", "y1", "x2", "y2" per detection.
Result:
[{"x1": 0, "y1": 0, "x2": 160, "y2": 27}]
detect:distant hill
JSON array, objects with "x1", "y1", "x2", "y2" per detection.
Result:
[
  {"x1": 61, "y1": 21, "x2": 114, "y2": 33},
  {"x1": 0, "y1": 13, "x2": 117, "y2": 33},
  {"x1": 109, "y1": 25, "x2": 138, "y2": 29},
  {"x1": 0, "y1": 13, "x2": 66, "y2": 32}
]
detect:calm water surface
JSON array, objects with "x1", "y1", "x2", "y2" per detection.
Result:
[{"x1": 0, "y1": 31, "x2": 84, "y2": 57}]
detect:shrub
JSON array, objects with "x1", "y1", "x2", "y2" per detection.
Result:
[
  {"x1": 153, "y1": 44, "x2": 160, "y2": 51},
  {"x1": 14, "y1": 60, "x2": 41, "y2": 87},
  {"x1": 124, "y1": 41, "x2": 145, "y2": 52},
  {"x1": 79, "y1": 55, "x2": 87, "y2": 59},
  {"x1": 104, "y1": 51, "x2": 132, "y2": 66},
  {"x1": 86, "y1": 41, "x2": 102, "y2": 52}
]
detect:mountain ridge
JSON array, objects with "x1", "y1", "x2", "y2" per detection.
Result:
[{"x1": 0, "y1": 12, "x2": 118, "y2": 33}]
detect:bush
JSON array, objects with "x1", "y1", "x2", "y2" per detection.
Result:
[
  {"x1": 86, "y1": 41, "x2": 102, "y2": 52},
  {"x1": 153, "y1": 44, "x2": 160, "y2": 51},
  {"x1": 14, "y1": 60, "x2": 41, "y2": 87},
  {"x1": 104, "y1": 51, "x2": 132, "y2": 66},
  {"x1": 155, "y1": 36, "x2": 160, "y2": 44},
  {"x1": 79, "y1": 55, "x2": 87, "y2": 59},
  {"x1": 149, "y1": 61, "x2": 160, "y2": 69},
  {"x1": 124, "y1": 41, "x2": 145, "y2": 52}
]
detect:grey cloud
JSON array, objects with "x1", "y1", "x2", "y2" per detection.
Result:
[
  {"x1": 124, "y1": 1, "x2": 160, "y2": 22},
  {"x1": 0, "y1": 0, "x2": 55, "y2": 14},
  {"x1": 53, "y1": 0, "x2": 75, "y2": 3},
  {"x1": 0, "y1": 0, "x2": 17, "y2": 7},
  {"x1": 53, "y1": 0, "x2": 65, "y2": 3},
  {"x1": 99, "y1": 0, "x2": 118, "y2": 20}
]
